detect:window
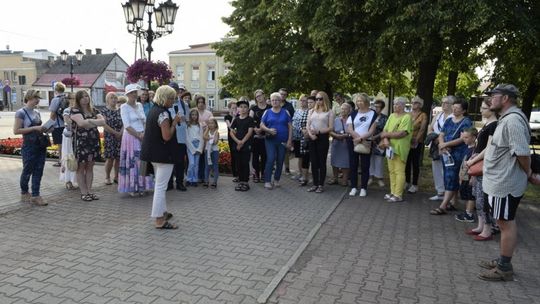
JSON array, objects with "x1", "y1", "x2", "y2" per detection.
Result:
[
  {"x1": 191, "y1": 66, "x2": 199, "y2": 81},
  {"x1": 207, "y1": 66, "x2": 215, "y2": 81},
  {"x1": 208, "y1": 95, "x2": 215, "y2": 111},
  {"x1": 176, "y1": 66, "x2": 184, "y2": 81},
  {"x1": 18, "y1": 75, "x2": 26, "y2": 85}
]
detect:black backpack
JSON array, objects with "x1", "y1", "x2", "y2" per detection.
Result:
[{"x1": 56, "y1": 95, "x2": 68, "y2": 117}]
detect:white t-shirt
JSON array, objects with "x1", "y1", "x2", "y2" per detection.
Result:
[
  {"x1": 433, "y1": 112, "x2": 453, "y2": 134},
  {"x1": 120, "y1": 102, "x2": 146, "y2": 132},
  {"x1": 347, "y1": 110, "x2": 376, "y2": 136}
]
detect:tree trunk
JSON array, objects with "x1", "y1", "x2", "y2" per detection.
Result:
[
  {"x1": 522, "y1": 69, "x2": 540, "y2": 120},
  {"x1": 447, "y1": 70, "x2": 458, "y2": 96},
  {"x1": 417, "y1": 56, "x2": 442, "y2": 114}
]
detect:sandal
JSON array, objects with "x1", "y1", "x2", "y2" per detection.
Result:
[
  {"x1": 235, "y1": 184, "x2": 243, "y2": 191},
  {"x1": 210, "y1": 184, "x2": 217, "y2": 189},
  {"x1": 156, "y1": 221, "x2": 178, "y2": 230},
  {"x1": 163, "y1": 212, "x2": 173, "y2": 221},
  {"x1": 430, "y1": 208, "x2": 447, "y2": 215},
  {"x1": 446, "y1": 204, "x2": 458, "y2": 212},
  {"x1": 239, "y1": 183, "x2": 250, "y2": 192},
  {"x1": 299, "y1": 180, "x2": 308, "y2": 186},
  {"x1": 327, "y1": 178, "x2": 338, "y2": 185},
  {"x1": 315, "y1": 186, "x2": 324, "y2": 193},
  {"x1": 105, "y1": 178, "x2": 113, "y2": 185},
  {"x1": 253, "y1": 177, "x2": 260, "y2": 183},
  {"x1": 81, "y1": 194, "x2": 93, "y2": 202},
  {"x1": 307, "y1": 186, "x2": 318, "y2": 192},
  {"x1": 232, "y1": 177, "x2": 240, "y2": 183},
  {"x1": 113, "y1": 179, "x2": 118, "y2": 184},
  {"x1": 89, "y1": 193, "x2": 99, "y2": 200}
]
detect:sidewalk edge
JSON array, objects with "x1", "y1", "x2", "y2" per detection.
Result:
[{"x1": 257, "y1": 189, "x2": 346, "y2": 304}]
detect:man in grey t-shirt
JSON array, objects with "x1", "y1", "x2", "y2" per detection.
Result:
[
  {"x1": 478, "y1": 84, "x2": 539, "y2": 281},
  {"x1": 49, "y1": 82, "x2": 67, "y2": 166}
]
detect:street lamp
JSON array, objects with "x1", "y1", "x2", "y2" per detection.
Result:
[
  {"x1": 122, "y1": 0, "x2": 179, "y2": 61},
  {"x1": 60, "y1": 50, "x2": 84, "y2": 92}
]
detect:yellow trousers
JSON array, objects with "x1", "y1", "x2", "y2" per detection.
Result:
[{"x1": 387, "y1": 154, "x2": 406, "y2": 198}]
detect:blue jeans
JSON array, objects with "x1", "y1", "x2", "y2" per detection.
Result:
[
  {"x1": 264, "y1": 140, "x2": 286, "y2": 183},
  {"x1": 187, "y1": 152, "x2": 200, "y2": 182},
  {"x1": 20, "y1": 145, "x2": 46, "y2": 196},
  {"x1": 204, "y1": 150, "x2": 219, "y2": 184}
]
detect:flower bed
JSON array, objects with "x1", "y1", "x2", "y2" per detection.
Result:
[{"x1": 218, "y1": 140, "x2": 232, "y2": 174}]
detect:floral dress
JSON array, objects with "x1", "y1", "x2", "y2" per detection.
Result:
[
  {"x1": 101, "y1": 107, "x2": 123, "y2": 159},
  {"x1": 71, "y1": 108, "x2": 101, "y2": 163}
]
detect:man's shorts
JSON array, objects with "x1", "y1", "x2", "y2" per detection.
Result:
[
  {"x1": 484, "y1": 193, "x2": 522, "y2": 221},
  {"x1": 52, "y1": 127, "x2": 64, "y2": 145}
]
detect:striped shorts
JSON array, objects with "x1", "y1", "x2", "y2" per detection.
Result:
[{"x1": 484, "y1": 193, "x2": 522, "y2": 221}]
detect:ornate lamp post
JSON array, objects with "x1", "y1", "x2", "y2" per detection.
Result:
[
  {"x1": 122, "y1": 0, "x2": 179, "y2": 61},
  {"x1": 60, "y1": 49, "x2": 84, "y2": 92}
]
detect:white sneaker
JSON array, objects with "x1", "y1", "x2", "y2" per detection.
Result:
[
  {"x1": 377, "y1": 179, "x2": 385, "y2": 187},
  {"x1": 407, "y1": 185, "x2": 418, "y2": 193},
  {"x1": 359, "y1": 189, "x2": 367, "y2": 197},
  {"x1": 429, "y1": 194, "x2": 443, "y2": 201},
  {"x1": 367, "y1": 178, "x2": 373, "y2": 186},
  {"x1": 273, "y1": 180, "x2": 280, "y2": 188},
  {"x1": 349, "y1": 188, "x2": 358, "y2": 196}
]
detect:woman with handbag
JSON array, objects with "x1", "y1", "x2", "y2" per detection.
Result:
[
  {"x1": 141, "y1": 85, "x2": 182, "y2": 229},
  {"x1": 404, "y1": 96, "x2": 428, "y2": 194},
  {"x1": 306, "y1": 91, "x2": 335, "y2": 193},
  {"x1": 368, "y1": 99, "x2": 388, "y2": 188},
  {"x1": 379, "y1": 97, "x2": 413, "y2": 202},
  {"x1": 13, "y1": 90, "x2": 49, "y2": 206},
  {"x1": 70, "y1": 91, "x2": 106, "y2": 202},
  {"x1": 347, "y1": 93, "x2": 378, "y2": 197},
  {"x1": 430, "y1": 99, "x2": 472, "y2": 215},
  {"x1": 462, "y1": 99, "x2": 498, "y2": 240}
]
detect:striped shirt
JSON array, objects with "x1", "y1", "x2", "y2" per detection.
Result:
[{"x1": 482, "y1": 106, "x2": 530, "y2": 197}]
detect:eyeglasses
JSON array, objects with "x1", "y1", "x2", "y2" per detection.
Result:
[
  {"x1": 315, "y1": 97, "x2": 324, "y2": 101},
  {"x1": 256, "y1": 95, "x2": 263, "y2": 98}
]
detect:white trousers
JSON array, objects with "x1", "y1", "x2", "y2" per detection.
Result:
[
  {"x1": 151, "y1": 162, "x2": 174, "y2": 218},
  {"x1": 431, "y1": 159, "x2": 444, "y2": 194}
]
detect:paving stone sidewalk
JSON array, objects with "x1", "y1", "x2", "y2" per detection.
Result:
[
  {"x1": 269, "y1": 189, "x2": 540, "y2": 304},
  {"x1": 0, "y1": 156, "x2": 345, "y2": 304}
]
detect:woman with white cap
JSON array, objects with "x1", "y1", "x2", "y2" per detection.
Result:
[{"x1": 118, "y1": 83, "x2": 154, "y2": 196}]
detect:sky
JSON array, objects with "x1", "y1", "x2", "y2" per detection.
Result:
[{"x1": 1, "y1": 0, "x2": 234, "y2": 63}]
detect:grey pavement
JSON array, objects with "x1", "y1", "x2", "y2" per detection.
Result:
[
  {"x1": 268, "y1": 189, "x2": 540, "y2": 304},
  {"x1": 1, "y1": 155, "x2": 539, "y2": 304},
  {"x1": 0, "y1": 156, "x2": 344, "y2": 304}
]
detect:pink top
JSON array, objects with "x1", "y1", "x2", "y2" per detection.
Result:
[{"x1": 198, "y1": 109, "x2": 213, "y2": 128}]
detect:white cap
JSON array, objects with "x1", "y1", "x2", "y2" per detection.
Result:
[{"x1": 125, "y1": 83, "x2": 141, "y2": 95}]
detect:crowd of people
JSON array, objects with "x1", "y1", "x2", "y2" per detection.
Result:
[{"x1": 13, "y1": 81, "x2": 539, "y2": 281}]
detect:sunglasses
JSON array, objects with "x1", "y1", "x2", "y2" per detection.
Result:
[{"x1": 315, "y1": 97, "x2": 324, "y2": 101}]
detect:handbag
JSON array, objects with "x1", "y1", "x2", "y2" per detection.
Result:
[
  {"x1": 37, "y1": 133, "x2": 51, "y2": 148},
  {"x1": 467, "y1": 159, "x2": 483, "y2": 176},
  {"x1": 532, "y1": 144, "x2": 540, "y2": 174},
  {"x1": 354, "y1": 139, "x2": 371, "y2": 154},
  {"x1": 66, "y1": 153, "x2": 78, "y2": 171}
]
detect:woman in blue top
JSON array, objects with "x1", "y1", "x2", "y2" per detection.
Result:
[
  {"x1": 13, "y1": 90, "x2": 48, "y2": 206},
  {"x1": 260, "y1": 92, "x2": 293, "y2": 189},
  {"x1": 431, "y1": 99, "x2": 472, "y2": 215}
]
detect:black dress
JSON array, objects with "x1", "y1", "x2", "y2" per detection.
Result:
[
  {"x1": 71, "y1": 108, "x2": 101, "y2": 163},
  {"x1": 101, "y1": 107, "x2": 123, "y2": 159}
]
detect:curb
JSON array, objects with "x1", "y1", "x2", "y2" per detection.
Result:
[{"x1": 257, "y1": 188, "x2": 347, "y2": 303}]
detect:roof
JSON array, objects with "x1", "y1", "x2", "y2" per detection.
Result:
[
  {"x1": 169, "y1": 43, "x2": 216, "y2": 55},
  {"x1": 33, "y1": 53, "x2": 127, "y2": 88}
]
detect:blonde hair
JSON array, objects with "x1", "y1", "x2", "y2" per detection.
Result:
[
  {"x1": 54, "y1": 82, "x2": 66, "y2": 93},
  {"x1": 227, "y1": 101, "x2": 237, "y2": 109},
  {"x1": 314, "y1": 91, "x2": 330, "y2": 112},
  {"x1": 270, "y1": 92, "x2": 282, "y2": 101},
  {"x1": 105, "y1": 92, "x2": 118, "y2": 107},
  {"x1": 153, "y1": 85, "x2": 177, "y2": 106},
  {"x1": 353, "y1": 93, "x2": 370, "y2": 108},
  {"x1": 117, "y1": 95, "x2": 128, "y2": 104},
  {"x1": 254, "y1": 89, "x2": 264, "y2": 97}
]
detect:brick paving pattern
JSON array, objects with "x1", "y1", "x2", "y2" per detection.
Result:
[
  {"x1": 0, "y1": 156, "x2": 344, "y2": 303},
  {"x1": 269, "y1": 189, "x2": 540, "y2": 304}
]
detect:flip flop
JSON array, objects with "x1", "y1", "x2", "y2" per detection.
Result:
[{"x1": 156, "y1": 221, "x2": 177, "y2": 229}]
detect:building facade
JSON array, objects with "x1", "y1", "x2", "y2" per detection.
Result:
[{"x1": 168, "y1": 42, "x2": 231, "y2": 112}]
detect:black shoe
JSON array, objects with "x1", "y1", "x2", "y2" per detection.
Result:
[{"x1": 176, "y1": 183, "x2": 187, "y2": 191}]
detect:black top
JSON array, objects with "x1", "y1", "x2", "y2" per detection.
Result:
[
  {"x1": 475, "y1": 121, "x2": 497, "y2": 153},
  {"x1": 141, "y1": 105, "x2": 178, "y2": 164},
  {"x1": 250, "y1": 104, "x2": 271, "y2": 128},
  {"x1": 230, "y1": 116, "x2": 255, "y2": 151},
  {"x1": 282, "y1": 101, "x2": 295, "y2": 118}
]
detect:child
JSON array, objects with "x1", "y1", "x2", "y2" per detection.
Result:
[
  {"x1": 455, "y1": 127, "x2": 478, "y2": 222},
  {"x1": 224, "y1": 101, "x2": 239, "y2": 181},
  {"x1": 203, "y1": 118, "x2": 220, "y2": 188},
  {"x1": 230, "y1": 99, "x2": 255, "y2": 191},
  {"x1": 186, "y1": 109, "x2": 204, "y2": 186}
]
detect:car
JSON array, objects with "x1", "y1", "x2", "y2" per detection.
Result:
[{"x1": 530, "y1": 111, "x2": 540, "y2": 143}]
